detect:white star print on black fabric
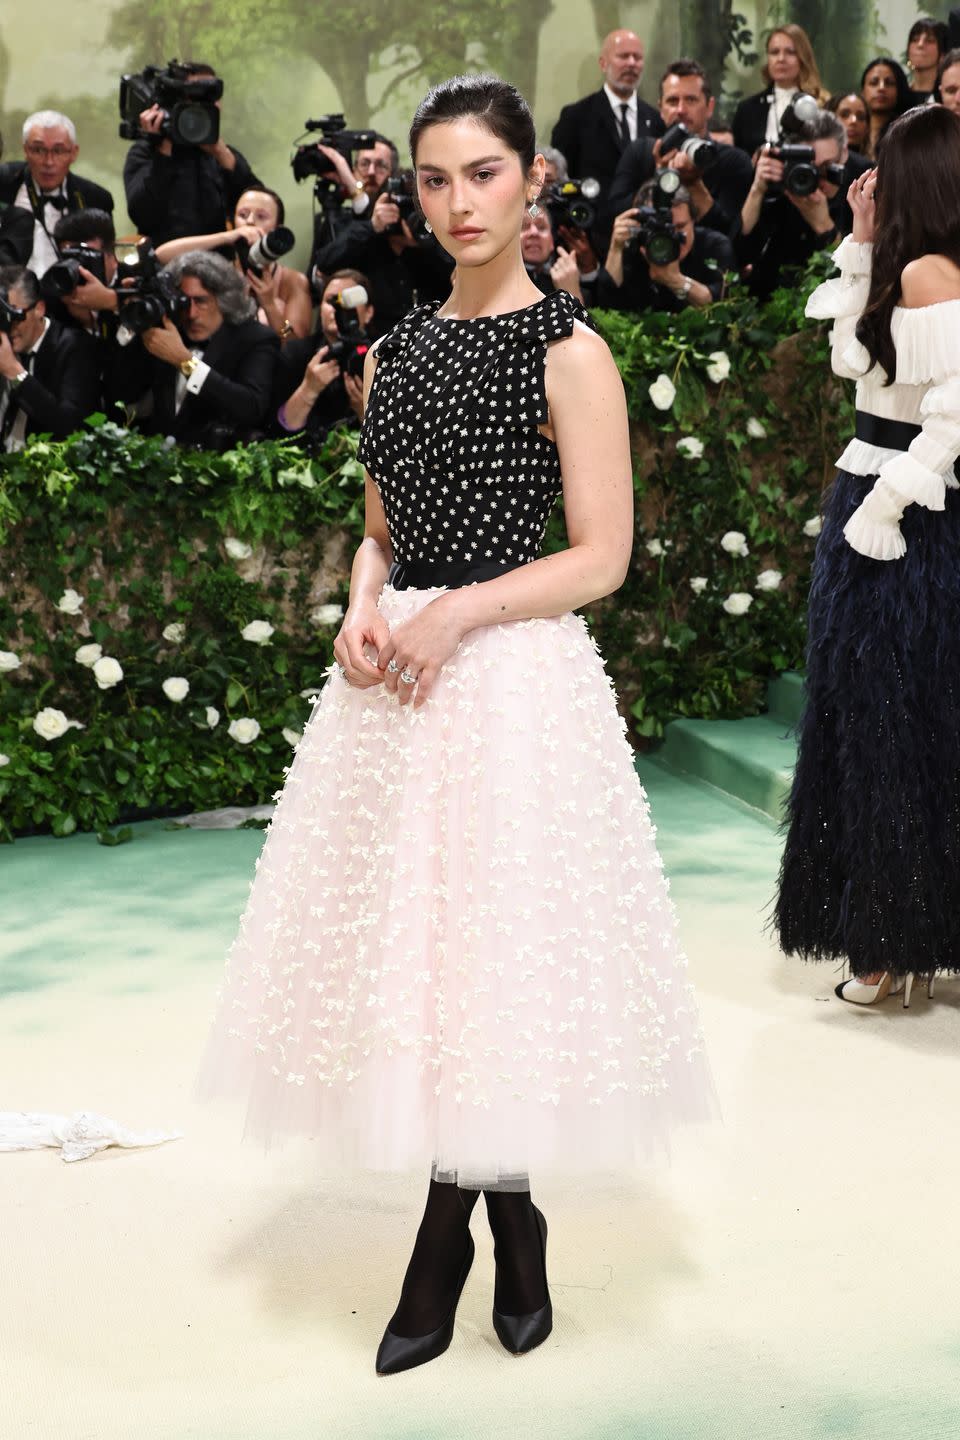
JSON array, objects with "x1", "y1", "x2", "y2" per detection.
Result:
[{"x1": 356, "y1": 290, "x2": 599, "y2": 568}]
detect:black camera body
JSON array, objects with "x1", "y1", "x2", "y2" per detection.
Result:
[
  {"x1": 543, "y1": 178, "x2": 601, "y2": 232},
  {"x1": 119, "y1": 61, "x2": 223, "y2": 146},
  {"x1": 291, "y1": 114, "x2": 378, "y2": 186},
  {"x1": 380, "y1": 170, "x2": 432, "y2": 242},
  {"x1": 0, "y1": 294, "x2": 27, "y2": 335},
  {"x1": 42, "y1": 245, "x2": 108, "y2": 300},
  {"x1": 233, "y1": 227, "x2": 296, "y2": 277},
  {"x1": 628, "y1": 169, "x2": 686, "y2": 267},
  {"x1": 112, "y1": 243, "x2": 190, "y2": 336},
  {"x1": 659, "y1": 123, "x2": 718, "y2": 170},
  {"x1": 766, "y1": 143, "x2": 844, "y2": 197},
  {"x1": 325, "y1": 287, "x2": 371, "y2": 380}
]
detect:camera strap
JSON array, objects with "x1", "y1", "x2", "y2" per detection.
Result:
[{"x1": 23, "y1": 175, "x2": 84, "y2": 245}]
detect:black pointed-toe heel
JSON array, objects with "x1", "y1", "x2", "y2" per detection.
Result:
[
  {"x1": 492, "y1": 1205, "x2": 553, "y2": 1356},
  {"x1": 375, "y1": 1231, "x2": 475, "y2": 1376}
]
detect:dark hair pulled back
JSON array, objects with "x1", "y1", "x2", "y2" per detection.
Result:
[
  {"x1": 409, "y1": 73, "x2": 537, "y2": 181},
  {"x1": 856, "y1": 106, "x2": 960, "y2": 383}
]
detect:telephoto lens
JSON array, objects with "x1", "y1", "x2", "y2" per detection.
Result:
[{"x1": 244, "y1": 227, "x2": 295, "y2": 274}]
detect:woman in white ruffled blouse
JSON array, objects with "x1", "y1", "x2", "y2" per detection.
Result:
[{"x1": 775, "y1": 104, "x2": 960, "y2": 1007}]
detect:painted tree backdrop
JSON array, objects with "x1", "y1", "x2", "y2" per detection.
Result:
[{"x1": 0, "y1": 0, "x2": 938, "y2": 261}]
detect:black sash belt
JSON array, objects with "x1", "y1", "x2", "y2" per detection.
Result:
[
  {"x1": 855, "y1": 410, "x2": 922, "y2": 451},
  {"x1": 387, "y1": 557, "x2": 528, "y2": 591}
]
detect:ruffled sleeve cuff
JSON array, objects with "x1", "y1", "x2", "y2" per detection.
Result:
[
  {"x1": 876, "y1": 451, "x2": 947, "y2": 512},
  {"x1": 843, "y1": 480, "x2": 907, "y2": 561},
  {"x1": 805, "y1": 238, "x2": 873, "y2": 321}
]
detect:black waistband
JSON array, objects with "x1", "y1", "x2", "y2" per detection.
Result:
[
  {"x1": 855, "y1": 410, "x2": 922, "y2": 451},
  {"x1": 387, "y1": 557, "x2": 528, "y2": 591}
]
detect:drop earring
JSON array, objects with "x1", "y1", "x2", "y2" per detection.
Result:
[
  {"x1": 528, "y1": 197, "x2": 540, "y2": 217},
  {"x1": 424, "y1": 220, "x2": 433, "y2": 233}
]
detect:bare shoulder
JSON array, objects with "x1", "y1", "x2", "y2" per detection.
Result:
[
  {"x1": 546, "y1": 317, "x2": 621, "y2": 392},
  {"x1": 900, "y1": 254, "x2": 960, "y2": 309}
]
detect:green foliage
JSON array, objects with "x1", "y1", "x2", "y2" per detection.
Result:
[{"x1": 0, "y1": 254, "x2": 850, "y2": 839}]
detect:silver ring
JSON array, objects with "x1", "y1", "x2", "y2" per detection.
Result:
[
  {"x1": 386, "y1": 658, "x2": 400, "y2": 673},
  {"x1": 399, "y1": 668, "x2": 418, "y2": 685}
]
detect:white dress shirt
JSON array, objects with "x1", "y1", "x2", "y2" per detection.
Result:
[
  {"x1": 13, "y1": 181, "x2": 65, "y2": 279},
  {"x1": 603, "y1": 84, "x2": 638, "y2": 143},
  {"x1": 765, "y1": 85, "x2": 799, "y2": 143},
  {"x1": 173, "y1": 350, "x2": 212, "y2": 413},
  {"x1": 1, "y1": 316, "x2": 51, "y2": 452}
]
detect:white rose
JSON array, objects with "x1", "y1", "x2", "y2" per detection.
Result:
[
  {"x1": 282, "y1": 727, "x2": 302, "y2": 747},
  {"x1": 648, "y1": 373, "x2": 676, "y2": 411},
  {"x1": 56, "y1": 589, "x2": 84, "y2": 615},
  {"x1": 746, "y1": 417, "x2": 767, "y2": 439},
  {"x1": 677, "y1": 436, "x2": 704, "y2": 460},
  {"x1": 205, "y1": 706, "x2": 220, "y2": 728},
  {"x1": 756, "y1": 569, "x2": 783, "y2": 592},
  {"x1": 241, "y1": 619, "x2": 275, "y2": 646},
  {"x1": 689, "y1": 577, "x2": 708, "y2": 595},
  {"x1": 33, "y1": 707, "x2": 75, "y2": 740},
  {"x1": 92, "y1": 656, "x2": 124, "y2": 690},
  {"x1": 162, "y1": 676, "x2": 190, "y2": 703},
  {"x1": 645, "y1": 539, "x2": 664, "y2": 557},
  {"x1": 228, "y1": 717, "x2": 261, "y2": 745},
  {"x1": 720, "y1": 530, "x2": 750, "y2": 558},
  {"x1": 225, "y1": 537, "x2": 253, "y2": 561},
  {"x1": 0, "y1": 650, "x2": 21, "y2": 672},
  {"x1": 706, "y1": 351, "x2": 731, "y2": 383},
  {"x1": 310, "y1": 603, "x2": 345, "y2": 627},
  {"x1": 162, "y1": 622, "x2": 186, "y2": 644},
  {"x1": 803, "y1": 516, "x2": 822, "y2": 538},
  {"x1": 722, "y1": 592, "x2": 754, "y2": 616},
  {"x1": 75, "y1": 643, "x2": 103, "y2": 668},
  {"x1": 0, "y1": 753, "x2": 9, "y2": 767}
]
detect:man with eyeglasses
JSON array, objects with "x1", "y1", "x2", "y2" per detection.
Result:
[
  {"x1": 0, "y1": 111, "x2": 113, "y2": 278},
  {"x1": 310, "y1": 133, "x2": 452, "y2": 337},
  {"x1": 0, "y1": 265, "x2": 101, "y2": 449}
]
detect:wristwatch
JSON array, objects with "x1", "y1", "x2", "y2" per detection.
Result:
[
  {"x1": 179, "y1": 355, "x2": 200, "y2": 379},
  {"x1": 8, "y1": 368, "x2": 29, "y2": 388},
  {"x1": 353, "y1": 180, "x2": 365, "y2": 193},
  {"x1": 673, "y1": 276, "x2": 693, "y2": 302}
]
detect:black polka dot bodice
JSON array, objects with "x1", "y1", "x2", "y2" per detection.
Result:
[{"x1": 356, "y1": 288, "x2": 598, "y2": 569}]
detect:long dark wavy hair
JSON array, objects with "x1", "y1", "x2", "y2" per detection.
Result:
[{"x1": 856, "y1": 105, "x2": 960, "y2": 384}]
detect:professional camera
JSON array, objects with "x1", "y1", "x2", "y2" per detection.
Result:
[
  {"x1": 628, "y1": 168, "x2": 685, "y2": 267},
  {"x1": 118, "y1": 60, "x2": 223, "y2": 146},
  {"x1": 543, "y1": 177, "x2": 601, "y2": 232},
  {"x1": 324, "y1": 284, "x2": 371, "y2": 380},
  {"x1": 112, "y1": 242, "x2": 190, "y2": 337},
  {"x1": 233, "y1": 227, "x2": 296, "y2": 276},
  {"x1": 380, "y1": 169, "x2": 432, "y2": 241},
  {"x1": 765, "y1": 143, "x2": 845, "y2": 197},
  {"x1": 291, "y1": 114, "x2": 378, "y2": 184},
  {"x1": 0, "y1": 293, "x2": 27, "y2": 335},
  {"x1": 41, "y1": 245, "x2": 108, "y2": 299},
  {"x1": 659, "y1": 123, "x2": 717, "y2": 170}
]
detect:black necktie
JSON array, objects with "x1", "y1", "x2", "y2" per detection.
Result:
[{"x1": 617, "y1": 103, "x2": 631, "y2": 148}]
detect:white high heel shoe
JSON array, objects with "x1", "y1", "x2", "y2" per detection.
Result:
[{"x1": 834, "y1": 972, "x2": 936, "y2": 1008}]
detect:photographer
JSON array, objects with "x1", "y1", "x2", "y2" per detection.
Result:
[
  {"x1": 311, "y1": 170, "x2": 452, "y2": 338},
  {"x1": 46, "y1": 209, "x2": 120, "y2": 358},
  {"x1": 272, "y1": 268, "x2": 372, "y2": 446},
  {"x1": 155, "y1": 187, "x2": 313, "y2": 340},
  {"x1": 0, "y1": 111, "x2": 113, "y2": 277},
  {"x1": 303, "y1": 134, "x2": 400, "y2": 264},
  {"x1": 520, "y1": 206, "x2": 598, "y2": 304},
  {"x1": 736, "y1": 107, "x2": 866, "y2": 300},
  {"x1": 122, "y1": 62, "x2": 263, "y2": 245},
  {"x1": 107, "y1": 251, "x2": 278, "y2": 448},
  {"x1": 0, "y1": 265, "x2": 100, "y2": 449},
  {"x1": 597, "y1": 177, "x2": 734, "y2": 314},
  {"x1": 606, "y1": 60, "x2": 754, "y2": 238}
]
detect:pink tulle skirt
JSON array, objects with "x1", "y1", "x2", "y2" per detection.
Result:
[{"x1": 192, "y1": 583, "x2": 714, "y2": 1187}]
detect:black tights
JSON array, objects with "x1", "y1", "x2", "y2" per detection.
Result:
[{"x1": 387, "y1": 1176, "x2": 548, "y2": 1337}]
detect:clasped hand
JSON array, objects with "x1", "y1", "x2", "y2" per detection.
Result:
[{"x1": 333, "y1": 595, "x2": 466, "y2": 710}]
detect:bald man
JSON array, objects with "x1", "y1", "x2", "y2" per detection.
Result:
[{"x1": 550, "y1": 30, "x2": 664, "y2": 203}]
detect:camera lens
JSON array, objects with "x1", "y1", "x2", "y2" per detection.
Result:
[{"x1": 173, "y1": 102, "x2": 218, "y2": 146}]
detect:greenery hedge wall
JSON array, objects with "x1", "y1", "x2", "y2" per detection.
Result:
[{"x1": 0, "y1": 254, "x2": 851, "y2": 842}]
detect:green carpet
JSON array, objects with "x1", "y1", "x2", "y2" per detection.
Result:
[{"x1": 4, "y1": 756, "x2": 960, "y2": 1440}]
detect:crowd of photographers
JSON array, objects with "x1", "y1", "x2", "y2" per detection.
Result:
[{"x1": 1, "y1": 15, "x2": 959, "y2": 455}]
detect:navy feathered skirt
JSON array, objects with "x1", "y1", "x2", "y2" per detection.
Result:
[{"x1": 775, "y1": 468, "x2": 960, "y2": 978}]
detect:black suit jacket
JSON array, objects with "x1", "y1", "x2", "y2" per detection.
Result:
[
  {"x1": 123, "y1": 141, "x2": 261, "y2": 245},
  {"x1": 550, "y1": 90, "x2": 664, "y2": 199},
  {"x1": 109, "y1": 316, "x2": 279, "y2": 445},
  {"x1": 606, "y1": 137, "x2": 754, "y2": 235},
  {"x1": 733, "y1": 89, "x2": 777, "y2": 157},
  {"x1": 951, "y1": 9, "x2": 960, "y2": 47},
  {"x1": 0, "y1": 165, "x2": 115, "y2": 266},
  {"x1": 1, "y1": 318, "x2": 101, "y2": 441}
]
